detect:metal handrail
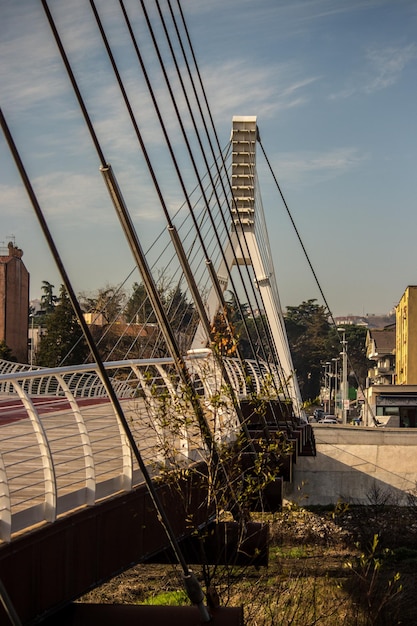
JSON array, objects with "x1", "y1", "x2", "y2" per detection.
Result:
[{"x1": 0, "y1": 354, "x2": 282, "y2": 543}]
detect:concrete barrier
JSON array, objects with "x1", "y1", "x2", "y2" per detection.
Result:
[{"x1": 284, "y1": 425, "x2": 417, "y2": 506}]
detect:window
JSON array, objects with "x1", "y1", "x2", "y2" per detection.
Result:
[{"x1": 376, "y1": 406, "x2": 399, "y2": 416}]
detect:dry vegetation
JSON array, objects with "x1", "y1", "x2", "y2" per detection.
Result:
[{"x1": 80, "y1": 502, "x2": 417, "y2": 625}]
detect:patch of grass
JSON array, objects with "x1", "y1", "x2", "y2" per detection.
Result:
[
  {"x1": 391, "y1": 546, "x2": 417, "y2": 563},
  {"x1": 142, "y1": 589, "x2": 189, "y2": 606},
  {"x1": 271, "y1": 545, "x2": 310, "y2": 558},
  {"x1": 229, "y1": 567, "x2": 352, "y2": 625}
]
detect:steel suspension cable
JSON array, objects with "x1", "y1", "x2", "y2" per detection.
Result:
[
  {"x1": 259, "y1": 139, "x2": 383, "y2": 423},
  {"x1": 42, "y1": 0, "x2": 213, "y2": 461},
  {"x1": 154, "y1": 0, "x2": 270, "y2": 347},
  {"x1": 148, "y1": 14, "x2": 289, "y2": 429},
  {"x1": 162, "y1": 1, "x2": 294, "y2": 408},
  {"x1": 39, "y1": 2, "x2": 237, "y2": 616},
  {"x1": 51, "y1": 0, "x2": 257, "y2": 533},
  {"x1": 105, "y1": 163, "x2": 227, "y2": 362},
  {"x1": 136, "y1": 1, "x2": 291, "y2": 418},
  {"x1": 0, "y1": 106, "x2": 210, "y2": 622},
  {"x1": 258, "y1": 140, "x2": 335, "y2": 320},
  {"x1": 108, "y1": 0, "x2": 277, "y2": 443},
  {"x1": 87, "y1": 0, "x2": 259, "y2": 466},
  {"x1": 69, "y1": 0, "x2": 235, "y2": 482}
]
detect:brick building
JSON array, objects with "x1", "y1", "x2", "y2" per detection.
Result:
[{"x1": 0, "y1": 242, "x2": 30, "y2": 363}]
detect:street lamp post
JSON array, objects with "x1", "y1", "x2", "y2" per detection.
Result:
[
  {"x1": 321, "y1": 363, "x2": 327, "y2": 413},
  {"x1": 332, "y1": 357, "x2": 339, "y2": 418},
  {"x1": 29, "y1": 314, "x2": 34, "y2": 367},
  {"x1": 337, "y1": 328, "x2": 348, "y2": 424},
  {"x1": 326, "y1": 362, "x2": 331, "y2": 413}
]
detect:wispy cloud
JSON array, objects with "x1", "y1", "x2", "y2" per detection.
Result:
[
  {"x1": 364, "y1": 43, "x2": 417, "y2": 92},
  {"x1": 330, "y1": 42, "x2": 417, "y2": 99},
  {"x1": 201, "y1": 59, "x2": 318, "y2": 120},
  {"x1": 294, "y1": 0, "x2": 383, "y2": 23},
  {"x1": 0, "y1": 5, "x2": 66, "y2": 112},
  {"x1": 272, "y1": 147, "x2": 368, "y2": 185}
]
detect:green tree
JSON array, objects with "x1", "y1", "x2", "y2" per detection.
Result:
[
  {"x1": 164, "y1": 284, "x2": 196, "y2": 333},
  {"x1": 0, "y1": 339, "x2": 15, "y2": 362},
  {"x1": 284, "y1": 301, "x2": 369, "y2": 402},
  {"x1": 37, "y1": 285, "x2": 89, "y2": 367},
  {"x1": 284, "y1": 299, "x2": 332, "y2": 401},
  {"x1": 124, "y1": 282, "x2": 156, "y2": 324},
  {"x1": 79, "y1": 284, "x2": 126, "y2": 324},
  {"x1": 207, "y1": 291, "x2": 277, "y2": 361},
  {"x1": 123, "y1": 282, "x2": 198, "y2": 356},
  {"x1": 40, "y1": 281, "x2": 58, "y2": 315}
]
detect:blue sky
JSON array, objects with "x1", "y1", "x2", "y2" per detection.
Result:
[{"x1": 1, "y1": 0, "x2": 416, "y2": 317}]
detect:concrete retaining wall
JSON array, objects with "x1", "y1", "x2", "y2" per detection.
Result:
[{"x1": 284, "y1": 425, "x2": 417, "y2": 506}]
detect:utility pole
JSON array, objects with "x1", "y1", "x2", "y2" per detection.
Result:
[
  {"x1": 337, "y1": 328, "x2": 348, "y2": 424},
  {"x1": 29, "y1": 314, "x2": 34, "y2": 367}
]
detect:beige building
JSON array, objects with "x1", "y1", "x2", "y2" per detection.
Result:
[
  {"x1": 0, "y1": 242, "x2": 30, "y2": 363},
  {"x1": 363, "y1": 384, "x2": 417, "y2": 428},
  {"x1": 396, "y1": 285, "x2": 417, "y2": 385},
  {"x1": 363, "y1": 286, "x2": 417, "y2": 428},
  {"x1": 365, "y1": 326, "x2": 396, "y2": 385}
]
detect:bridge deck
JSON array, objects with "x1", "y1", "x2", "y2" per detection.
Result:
[
  {"x1": 0, "y1": 358, "x2": 315, "y2": 624},
  {"x1": 0, "y1": 395, "x2": 208, "y2": 542},
  {"x1": 1, "y1": 399, "x2": 145, "y2": 515},
  {"x1": 0, "y1": 397, "x2": 215, "y2": 624}
]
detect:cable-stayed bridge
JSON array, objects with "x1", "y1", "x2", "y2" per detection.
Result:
[
  {"x1": 0, "y1": 114, "x2": 316, "y2": 624},
  {"x1": 0, "y1": 4, "x2": 315, "y2": 624}
]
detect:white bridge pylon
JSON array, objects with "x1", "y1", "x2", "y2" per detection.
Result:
[{"x1": 192, "y1": 116, "x2": 302, "y2": 415}]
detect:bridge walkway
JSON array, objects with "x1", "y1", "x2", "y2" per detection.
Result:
[{"x1": 0, "y1": 357, "x2": 315, "y2": 624}]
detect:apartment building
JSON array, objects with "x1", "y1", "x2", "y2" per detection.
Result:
[
  {"x1": 364, "y1": 286, "x2": 417, "y2": 427},
  {"x1": 396, "y1": 285, "x2": 417, "y2": 385},
  {"x1": 0, "y1": 241, "x2": 29, "y2": 363}
]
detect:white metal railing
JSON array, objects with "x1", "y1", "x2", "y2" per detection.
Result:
[{"x1": 0, "y1": 353, "x2": 283, "y2": 543}]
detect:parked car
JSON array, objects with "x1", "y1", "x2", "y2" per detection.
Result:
[
  {"x1": 313, "y1": 409, "x2": 325, "y2": 421},
  {"x1": 318, "y1": 415, "x2": 338, "y2": 424}
]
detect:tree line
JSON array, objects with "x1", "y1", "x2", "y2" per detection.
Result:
[
  {"x1": 27, "y1": 282, "x2": 368, "y2": 403},
  {"x1": 31, "y1": 280, "x2": 198, "y2": 368}
]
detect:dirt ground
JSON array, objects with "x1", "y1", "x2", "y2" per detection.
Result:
[{"x1": 79, "y1": 505, "x2": 417, "y2": 625}]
